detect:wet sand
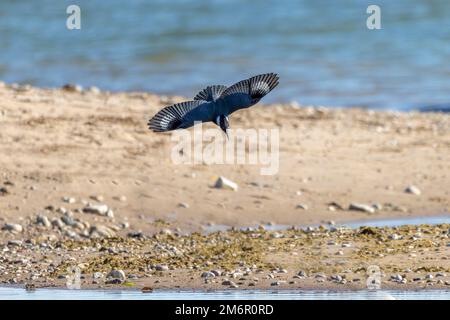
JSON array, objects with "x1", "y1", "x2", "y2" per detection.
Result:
[{"x1": 0, "y1": 83, "x2": 449, "y2": 290}]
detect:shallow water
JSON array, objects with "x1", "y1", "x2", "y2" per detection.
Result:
[
  {"x1": 0, "y1": 287, "x2": 449, "y2": 300},
  {"x1": 0, "y1": 0, "x2": 449, "y2": 110},
  {"x1": 203, "y1": 215, "x2": 450, "y2": 233}
]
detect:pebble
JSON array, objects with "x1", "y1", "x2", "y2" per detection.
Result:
[
  {"x1": 214, "y1": 176, "x2": 238, "y2": 191},
  {"x1": 331, "y1": 275, "x2": 343, "y2": 282},
  {"x1": 178, "y1": 202, "x2": 189, "y2": 208},
  {"x1": 62, "y1": 196, "x2": 76, "y2": 204},
  {"x1": 405, "y1": 185, "x2": 421, "y2": 195},
  {"x1": 7, "y1": 240, "x2": 23, "y2": 247},
  {"x1": 106, "y1": 209, "x2": 114, "y2": 218},
  {"x1": 107, "y1": 269, "x2": 126, "y2": 281},
  {"x1": 105, "y1": 278, "x2": 123, "y2": 285},
  {"x1": 348, "y1": 203, "x2": 375, "y2": 214},
  {"x1": 89, "y1": 225, "x2": 115, "y2": 238},
  {"x1": 61, "y1": 215, "x2": 75, "y2": 226},
  {"x1": 127, "y1": 231, "x2": 144, "y2": 238},
  {"x1": 2, "y1": 223, "x2": 23, "y2": 233},
  {"x1": 211, "y1": 270, "x2": 222, "y2": 277},
  {"x1": 62, "y1": 84, "x2": 83, "y2": 92},
  {"x1": 222, "y1": 280, "x2": 236, "y2": 286},
  {"x1": 271, "y1": 232, "x2": 283, "y2": 239},
  {"x1": 372, "y1": 203, "x2": 383, "y2": 211},
  {"x1": 87, "y1": 86, "x2": 100, "y2": 94},
  {"x1": 56, "y1": 207, "x2": 68, "y2": 214},
  {"x1": 160, "y1": 228, "x2": 172, "y2": 235},
  {"x1": 201, "y1": 272, "x2": 215, "y2": 278},
  {"x1": 296, "y1": 204, "x2": 308, "y2": 210},
  {"x1": 389, "y1": 233, "x2": 402, "y2": 240},
  {"x1": 155, "y1": 264, "x2": 169, "y2": 271},
  {"x1": 271, "y1": 281, "x2": 286, "y2": 286},
  {"x1": 91, "y1": 195, "x2": 104, "y2": 202},
  {"x1": 83, "y1": 204, "x2": 109, "y2": 216},
  {"x1": 52, "y1": 218, "x2": 65, "y2": 229},
  {"x1": 0, "y1": 186, "x2": 9, "y2": 195},
  {"x1": 297, "y1": 270, "x2": 307, "y2": 278},
  {"x1": 391, "y1": 274, "x2": 403, "y2": 282},
  {"x1": 113, "y1": 195, "x2": 127, "y2": 202},
  {"x1": 36, "y1": 215, "x2": 51, "y2": 228},
  {"x1": 64, "y1": 230, "x2": 78, "y2": 238}
]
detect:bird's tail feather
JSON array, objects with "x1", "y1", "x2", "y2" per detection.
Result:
[{"x1": 148, "y1": 100, "x2": 202, "y2": 132}]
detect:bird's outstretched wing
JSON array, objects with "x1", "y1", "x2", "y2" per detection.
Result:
[
  {"x1": 220, "y1": 73, "x2": 279, "y2": 101},
  {"x1": 194, "y1": 85, "x2": 228, "y2": 102},
  {"x1": 148, "y1": 100, "x2": 204, "y2": 132}
]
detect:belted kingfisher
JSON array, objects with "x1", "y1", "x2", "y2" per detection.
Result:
[{"x1": 148, "y1": 73, "x2": 279, "y2": 137}]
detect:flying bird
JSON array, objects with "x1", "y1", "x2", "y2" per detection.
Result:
[{"x1": 148, "y1": 73, "x2": 279, "y2": 137}]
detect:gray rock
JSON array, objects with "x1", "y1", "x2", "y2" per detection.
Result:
[
  {"x1": 52, "y1": 218, "x2": 65, "y2": 229},
  {"x1": 211, "y1": 270, "x2": 222, "y2": 277},
  {"x1": 297, "y1": 270, "x2": 307, "y2": 278},
  {"x1": 222, "y1": 280, "x2": 236, "y2": 286},
  {"x1": 391, "y1": 274, "x2": 403, "y2": 282},
  {"x1": 61, "y1": 215, "x2": 75, "y2": 226},
  {"x1": 155, "y1": 264, "x2": 169, "y2": 271},
  {"x1": 331, "y1": 275, "x2": 343, "y2": 282},
  {"x1": 201, "y1": 272, "x2": 215, "y2": 278},
  {"x1": 36, "y1": 215, "x2": 51, "y2": 228},
  {"x1": 107, "y1": 269, "x2": 126, "y2": 281},
  {"x1": 296, "y1": 204, "x2": 308, "y2": 210},
  {"x1": 105, "y1": 278, "x2": 123, "y2": 285},
  {"x1": 64, "y1": 230, "x2": 78, "y2": 238},
  {"x1": 271, "y1": 281, "x2": 286, "y2": 286}
]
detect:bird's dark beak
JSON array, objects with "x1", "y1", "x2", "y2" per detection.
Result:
[{"x1": 225, "y1": 129, "x2": 229, "y2": 140}]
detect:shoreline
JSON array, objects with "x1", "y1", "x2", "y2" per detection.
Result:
[
  {"x1": 0, "y1": 83, "x2": 449, "y2": 291},
  {"x1": 0, "y1": 223, "x2": 449, "y2": 291}
]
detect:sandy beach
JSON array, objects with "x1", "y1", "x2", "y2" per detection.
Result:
[{"x1": 0, "y1": 83, "x2": 449, "y2": 290}]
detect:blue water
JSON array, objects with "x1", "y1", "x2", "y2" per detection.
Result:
[
  {"x1": 1, "y1": 287, "x2": 449, "y2": 300},
  {"x1": 0, "y1": 0, "x2": 449, "y2": 110},
  {"x1": 203, "y1": 215, "x2": 450, "y2": 233}
]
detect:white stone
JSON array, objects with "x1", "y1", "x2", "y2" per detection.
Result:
[
  {"x1": 2, "y1": 223, "x2": 23, "y2": 233},
  {"x1": 214, "y1": 176, "x2": 238, "y2": 191}
]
